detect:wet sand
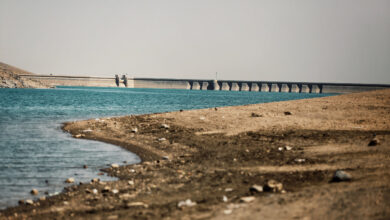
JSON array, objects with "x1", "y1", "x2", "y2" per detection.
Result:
[{"x1": 1, "y1": 89, "x2": 390, "y2": 219}]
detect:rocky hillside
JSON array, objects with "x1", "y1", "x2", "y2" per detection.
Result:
[{"x1": 0, "y1": 62, "x2": 51, "y2": 88}]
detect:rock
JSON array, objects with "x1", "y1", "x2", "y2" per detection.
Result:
[
  {"x1": 74, "y1": 134, "x2": 82, "y2": 138},
  {"x1": 224, "y1": 209, "x2": 232, "y2": 215},
  {"x1": 92, "y1": 189, "x2": 98, "y2": 194},
  {"x1": 284, "y1": 111, "x2": 292, "y2": 115},
  {"x1": 179, "y1": 109, "x2": 183, "y2": 112},
  {"x1": 162, "y1": 156, "x2": 170, "y2": 160},
  {"x1": 82, "y1": 129, "x2": 93, "y2": 133},
  {"x1": 368, "y1": 137, "x2": 380, "y2": 146},
  {"x1": 215, "y1": 107, "x2": 218, "y2": 111},
  {"x1": 264, "y1": 179, "x2": 283, "y2": 192},
  {"x1": 251, "y1": 112, "x2": 262, "y2": 117},
  {"x1": 278, "y1": 147, "x2": 284, "y2": 151},
  {"x1": 112, "y1": 189, "x2": 119, "y2": 194},
  {"x1": 131, "y1": 127, "x2": 138, "y2": 133},
  {"x1": 111, "y1": 163, "x2": 120, "y2": 168},
  {"x1": 250, "y1": 184, "x2": 263, "y2": 194},
  {"x1": 126, "y1": 202, "x2": 148, "y2": 208},
  {"x1": 119, "y1": 193, "x2": 135, "y2": 200},
  {"x1": 240, "y1": 196, "x2": 255, "y2": 203},
  {"x1": 91, "y1": 178, "x2": 100, "y2": 183},
  {"x1": 222, "y1": 195, "x2": 228, "y2": 202},
  {"x1": 83, "y1": 165, "x2": 88, "y2": 169},
  {"x1": 225, "y1": 188, "x2": 233, "y2": 192},
  {"x1": 102, "y1": 186, "x2": 111, "y2": 193},
  {"x1": 331, "y1": 170, "x2": 352, "y2": 182},
  {"x1": 30, "y1": 189, "x2": 39, "y2": 195},
  {"x1": 128, "y1": 180, "x2": 134, "y2": 185},
  {"x1": 25, "y1": 200, "x2": 34, "y2": 205},
  {"x1": 18, "y1": 200, "x2": 24, "y2": 205},
  {"x1": 285, "y1": 146, "x2": 293, "y2": 151},
  {"x1": 177, "y1": 199, "x2": 197, "y2": 208},
  {"x1": 39, "y1": 196, "x2": 46, "y2": 201},
  {"x1": 161, "y1": 124, "x2": 170, "y2": 129},
  {"x1": 294, "y1": 158, "x2": 306, "y2": 163},
  {"x1": 107, "y1": 215, "x2": 118, "y2": 220},
  {"x1": 158, "y1": 137, "x2": 166, "y2": 142},
  {"x1": 199, "y1": 116, "x2": 206, "y2": 120},
  {"x1": 65, "y1": 178, "x2": 75, "y2": 183}
]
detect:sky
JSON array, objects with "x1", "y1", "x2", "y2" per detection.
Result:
[{"x1": 0, "y1": 0, "x2": 389, "y2": 83}]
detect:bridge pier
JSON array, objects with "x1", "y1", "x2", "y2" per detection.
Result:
[
  {"x1": 240, "y1": 83, "x2": 250, "y2": 91},
  {"x1": 301, "y1": 84, "x2": 310, "y2": 93},
  {"x1": 261, "y1": 83, "x2": 270, "y2": 92},
  {"x1": 231, "y1": 82, "x2": 240, "y2": 91},
  {"x1": 311, "y1": 84, "x2": 321, "y2": 93},
  {"x1": 281, "y1": 84, "x2": 290, "y2": 92},
  {"x1": 191, "y1": 82, "x2": 201, "y2": 90},
  {"x1": 271, "y1": 84, "x2": 280, "y2": 92},
  {"x1": 221, "y1": 82, "x2": 230, "y2": 91},
  {"x1": 291, "y1": 84, "x2": 300, "y2": 93},
  {"x1": 213, "y1": 80, "x2": 220, "y2": 90},
  {"x1": 250, "y1": 83, "x2": 259, "y2": 92},
  {"x1": 201, "y1": 82, "x2": 209, "y2": 90}
]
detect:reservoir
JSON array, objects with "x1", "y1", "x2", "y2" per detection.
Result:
[{"x1": 0, "y1": 86, "x2": 333, "y2": 209}]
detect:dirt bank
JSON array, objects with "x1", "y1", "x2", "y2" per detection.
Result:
[
  {"x1": 0, "y1": 62, "x2": 50, "y2": 88},
  {"x1": 1, "y1": 89, "x2": 390, "y2": 220}
]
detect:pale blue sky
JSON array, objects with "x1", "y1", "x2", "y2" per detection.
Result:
[{"x1": 1, "y1": 0, "x2": 389, "y2": 83}]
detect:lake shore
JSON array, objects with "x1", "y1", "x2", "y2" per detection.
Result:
[{"x1": 1, "y1": 89, "x2": 390, "y2": 219}]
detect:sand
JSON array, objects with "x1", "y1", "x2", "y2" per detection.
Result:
[{"x1": 1, "y1": 89, "x2": 390, "y2": 219}]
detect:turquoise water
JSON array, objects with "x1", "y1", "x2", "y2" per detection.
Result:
[{"x1": 0, "y1": 87, "x2": 333, "y2": 209}]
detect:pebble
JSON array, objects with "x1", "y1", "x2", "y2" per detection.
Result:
[
  {"x1": 177, "y1": 199, "x2": 197, "y2": 208},
  {"x1": 131, "y1": 127, "x2": 138, "y2": 133},
  {"x1": 161, "y1": 124, "x2": 170, "y2": 129},
  {"x1": 128, "y1": 180, "x2": 134, "y2": 185},
  {"x1": 224, "y1": 209, "x2": 232, "y2": 215},
  {"x1": 158, "y1": 137, "x2": 166, "y2": 142},
  {"x1": 74, "y1": 134, "x2": 82, "y2": 138},
  {"x1": 264, "y1": 179, "x2": 283, "y2": 192},
  {"x1": 250, "y1": 184, "x2": 263, "y2": 194},
  {"x1": 240, "y1": 196, "x2": 255, "y2": 203},
  {"x1": 126, "y1": 202, "x2": 148, "y2": 208},
  {"x1": 39, "y1": 196, "x2": 46, "y2": 201},
  {"x1": 368, "y1": 137, "x2": 380, "y2": 146},
  {"x1": 25, "y1": 200, "x2": 34, "y2": 205},
  {"x1": 65, "y1": 178, "x2": 75, "y2": 183},
  {"x1": 225, "y1": 188, "x2": 233, "y2": 192},
  {"x1": 83, "y1": 165, "x2": 88, "y2": 169},
  {"x1": 199, "y1": 116, "x2": 206, "y2": 120},
  {"x1": 112, "y1": 189, "x2": 119, "y2": 194},
  {"x1": 111, "y1": 163, "x2": 120, "y2": 168},
  {"x1": 251, "y1": 112, "x2": 262, "y2": 117},
  {"x1": 294, "y1": 158, "x2": 306, "y2": 163},
  {"x1": 162, "y1": 156, "x2": 170, "y2": 160},
  {"x1": 92, "y1": 189, "x2": 98, "y2": 194},
  {"x1": 222, "y1": 195, "x2": 228, "y2": 202},
  {"x1": 102, "y1": 186, "x2": 111, "y2": 193},
  {"x1": 284, "y1": 111, "x2": 292, "y2": 115},
  {"x1": 30, "y1": 189, "x2": 39, "y2": 195},
  {"x1": 278, "y1": 147, "x2": 284, "y2": 151},
  {"x1": 331, "y1": 170, "x2": 352, "y2": 182},
  {"x1": 285, "y1": 146, "x2": 293, "y2": 151},
  {"x1": 91, "y1": 178, "x2": 100, "y2": 183},
  {"x1": 18, "y1": 200, "x2": 24, "y2": 205}
]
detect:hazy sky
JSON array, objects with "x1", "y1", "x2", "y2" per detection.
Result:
[{"x1": 1, "y1": 0, "x2": 389, "y2": 83}]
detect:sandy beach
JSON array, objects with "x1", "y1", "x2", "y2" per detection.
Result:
[{"x1": 1, "y1": 89, "x2": 390, "y2": 219}]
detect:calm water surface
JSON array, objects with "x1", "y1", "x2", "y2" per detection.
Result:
[{"x1": 0, "y1": 87, "x2": 334, "y2": 209}]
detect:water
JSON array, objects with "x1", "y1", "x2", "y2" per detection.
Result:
[{"x1": 0, "y1": 86, "x2": 334, "y2": 209}]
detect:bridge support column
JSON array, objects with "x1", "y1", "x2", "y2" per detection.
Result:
[
  {"x1": 213, "y1": 80, "x2": 220, "y2": 90},
  {"x1": 240, "y1": 83, "x2": 250, "y2": 91},
  {"x1": 301, "y1": 84, "x2": 310, "y2": 93},
  {"x1": 192, "y1": 82, "x2": 201, "y2": 90},
  {"x1": 250, "y1": 83, "x2": 259, "y2": 92},
  {"x1": 231, "y1": 83, "x2": 240, "y2": 91},
  {"x1": 186, "y1": 81, "x2": 191, "y2": 89},
  {"x1": 291, "y1": 84, "x2": 300, "y2": 93},
  {"x1": 281, "y1": 84, "x2": 290, "y2": 92},
  {"x1": 221, "y1": 82, "x2": 230, "y2": 91},
  {"x1": 261, "y1": 83, "x2": 270, "y2": 92},
  {"x1": 271, "y1": 84, "x2": 280, "y2": 92},
  {"x1": 201, "y1": 82, "x2": 209, "y2": 90},
  {"x1": 311, "y1": 85, "x2": 320, "y2": 93}
]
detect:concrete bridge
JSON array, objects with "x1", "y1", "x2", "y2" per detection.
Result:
[{"x1": 19, "y1": 74, "x2": 390, "y2": 94}]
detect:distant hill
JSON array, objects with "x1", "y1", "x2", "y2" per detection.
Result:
[{"x1": 0, "y1": 62, "x2": 50, "y2": 88}]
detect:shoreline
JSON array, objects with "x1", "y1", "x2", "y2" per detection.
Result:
[{"x1": 1, "y1": 89, "x2": 390, "y2": 219}]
